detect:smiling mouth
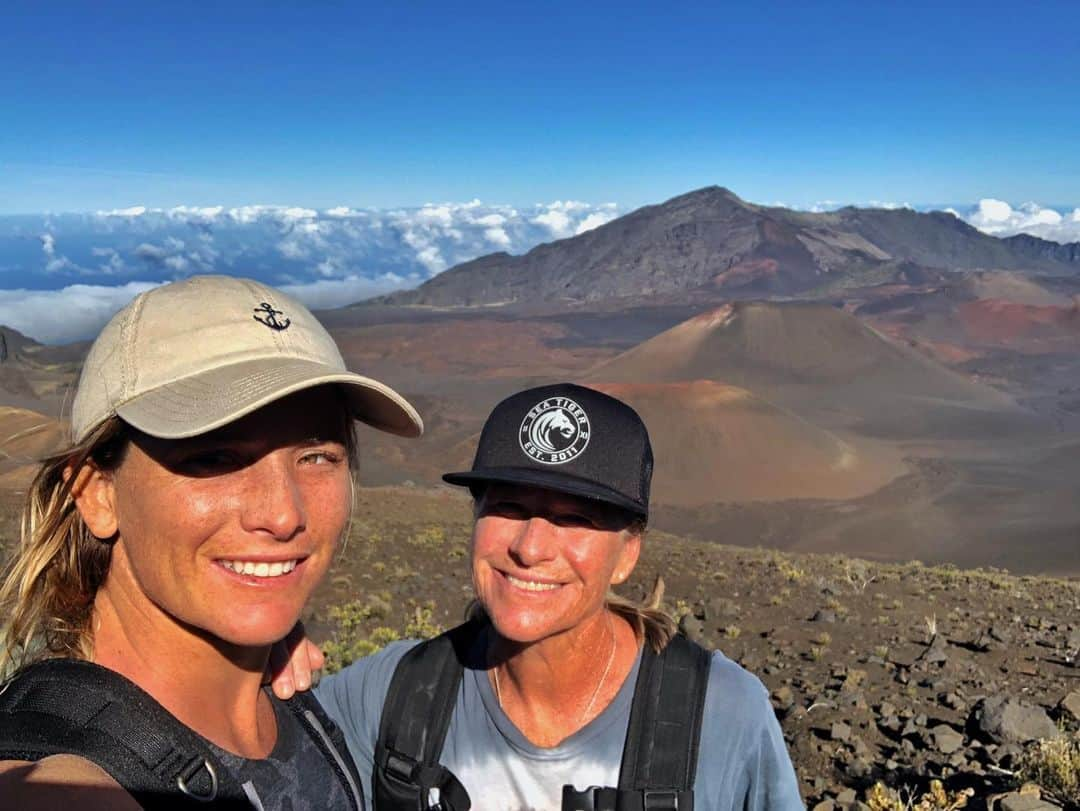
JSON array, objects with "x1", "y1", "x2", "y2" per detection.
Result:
[
  {"x1": 503, "y1": 572, "x2": 562, "y2": 592},
  {"x1": 218, "y1": 559, "x2": 302, "y2": 578}
]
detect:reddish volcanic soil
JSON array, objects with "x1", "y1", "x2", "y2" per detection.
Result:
[
  {"x1": 331, "y1": 318, "x2": 618, "y2": 388},
  {"x1": 587, "y1": 301, "x2": 1031, "y2": 439},
  {"x1": 588, "y1": 380, "x2": 907, "y2": 503},
  {"x1": 713, "y1": 258, "x2": 780, "y2": 287},
  {"x1": 957, "y1": 298, "x2": 1080, "y2": 346}
]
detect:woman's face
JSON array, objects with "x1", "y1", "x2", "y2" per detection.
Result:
[
  {"x1": 471, "y1": 483, "x2": 641, "y2": 644},
  {"x1": 89, "y1": 387, "x2": 352, "y2": 648}
]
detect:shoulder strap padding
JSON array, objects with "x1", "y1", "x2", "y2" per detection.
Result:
[
  {"x1": 616, "y1": 634, "x2": 711, "y2": 809},
  {"x1": 373, "y1": 620, "x2": 483, "y2": 811},
  {"x1": 0, "y1": 659, "x2": 250, "y2": 810}
]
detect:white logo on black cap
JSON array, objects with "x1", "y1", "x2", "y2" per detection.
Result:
[{"x1": 519, "y1": 397, "x2": 591, "y2": 465}]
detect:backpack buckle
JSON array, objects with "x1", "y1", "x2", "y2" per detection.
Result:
[
  {"x1": 562, "y1": 785, "x2": 617, "y2": 811},
  {"x1": 384, "y1": 749, "x2": 420, "y2": 783},
  {"x1": 642, "y1": 790, "x2": 683, "y2": 811},
  {"x1": 176, "y1": 756, "x2": 218, "y2": 802}
]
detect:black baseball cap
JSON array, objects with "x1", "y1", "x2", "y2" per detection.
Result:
[{"x1": 443, "y1": 383, "x2": 653, "y2": 517}]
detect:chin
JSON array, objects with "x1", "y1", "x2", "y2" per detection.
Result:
[
  {"x1": 487, "y1": 609, "x2": 569, "y2": 645},
  {"x1": 211, "y1": 609, "x2": 301, "y2": 648}
]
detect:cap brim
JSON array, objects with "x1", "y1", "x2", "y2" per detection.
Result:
[
  {"x1": 116, "y1": 357, "x2": 423, "y2": 439},
  {"x1": 442, "y1": 467, "x2": 646, "y2": 517}
]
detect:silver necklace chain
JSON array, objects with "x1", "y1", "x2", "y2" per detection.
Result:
[{"x1": 492, "y1": 612, "x2": 617, "y2": 729}]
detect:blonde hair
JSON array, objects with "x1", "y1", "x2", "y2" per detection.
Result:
[
  {"x1": 0, "y1": 387, "x2": 363, "y2": 679},
  {"x1": 0, "y1": 417, "x2": 130, "y2": 677}
]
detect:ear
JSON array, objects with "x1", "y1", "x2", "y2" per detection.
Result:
[
  {"x1": 611, "y1": 532, "x2": 642, "y2": 585},
  {"x1": 66, "y1": 462, "x2": 119, "y2": 540}
]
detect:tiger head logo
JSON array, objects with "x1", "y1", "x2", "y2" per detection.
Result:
[{"x1": 519, "y1": 397, "x2": 591, "y2": 465}]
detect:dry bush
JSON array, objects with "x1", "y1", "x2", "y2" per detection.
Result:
[
  {"x1": 865, "y1": 779, "x2": 973, "y2": 811},
  {"x1": 1019, "y1": 730, "x2": 1080, "y2": 809}
]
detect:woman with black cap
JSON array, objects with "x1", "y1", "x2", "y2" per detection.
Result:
[
  {"x1": 0, "y1": 276, "x2": 423, "y2": 809},
  {"x1": 295, "y1": 383, "x2": 803, "y2": 810}
]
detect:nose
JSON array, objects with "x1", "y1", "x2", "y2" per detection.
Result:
[
  {"x1": 507, "y1": 516, "x2": 558, "y2": 567},
  {"x1": 240, "y1": 452, "x2": 306, "y2": 541}
]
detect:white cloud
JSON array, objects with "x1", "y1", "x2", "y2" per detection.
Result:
[
  {"x1": 961, "y1": 199, "x2": 1080, "y2": 243},
  {"x1": 575, "y1": 211, "x2": 616, "y2": 235},
  {"x1": 39, "y1": 232, "x2": 80, "y2": 272},
  {"x1": 416, "y1": 205, "x2": 455, "y2": 227},
  {"x1": 280, "y1": 207, "x2": 317, "y2": 221},
  {"x1": 533, "y1": 209, "x2": 573, "y2": 238},
  {"x1": 134, "y1": 242, "x2": 168, "y2": 262},
  {"x1": 0, "y1": 281, "x2": 161, "y2": 343},
  {"x1": 98, "y1": 206, "x2": 148, "y2": 217},
  {"x1": 484, "y1": 226, "x2": 511, "y2": 247},
  {"x1": 168, "y1": 205, "x2": 224, "y2": 220},
  {"x1": 324, "y1": 206, "x2": 360, "y2": 218},
  {"x1": 416, "y1": 246, "x2": 445, "y2": 273}
]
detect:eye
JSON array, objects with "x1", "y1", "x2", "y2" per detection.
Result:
[
  {"x1": 551, "y1": 513, "x2": 599, "y2": 529},
  {"x1": 176, "y1": 448, "x2": 246, "y2": 474},
  {"x1": 299, "y1": 448, "x2": 344, "y2": 466},
  {"x1": 483, "y1": 501, "x2": 529, "y2": 520}
]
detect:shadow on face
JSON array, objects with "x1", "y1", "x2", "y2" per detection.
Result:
[{"x1": 128, "y1": 386, "x2": 355, "y2": 478}]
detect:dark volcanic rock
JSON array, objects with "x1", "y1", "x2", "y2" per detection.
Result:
[
  {"x1": 969, "y1": 695, "x2": 1060, "y2": 745},
  {"x1": 1003, "y1": 232, "x2": 1080, "y2": 265},
  {"x1": 1058, "y1": 689, "x2": 1080, "y2": 723}
]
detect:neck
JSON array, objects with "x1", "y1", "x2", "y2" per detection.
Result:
[
  {"x1": 489, "y1": 608, "x2": 639, "y2": 747},
  {"x1": 90, "y1": 576, "x2": 276, "y2": 758}
]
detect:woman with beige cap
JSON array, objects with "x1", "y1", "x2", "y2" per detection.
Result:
[{"x1": 0, "y1": 275, "x2": 422, "y2": 810}]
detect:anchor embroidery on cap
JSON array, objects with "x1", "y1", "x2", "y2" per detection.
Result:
[{"x1": 253, "y1": 302, "x2": 290, "y2": 331}]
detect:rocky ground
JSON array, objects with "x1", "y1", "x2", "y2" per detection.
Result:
[
  {"x1": 307, "y1": 486, "x2": 1080, "y2": 810},
  {"x1": 1, "y1": 484, "x2": 1077, "y2": 808}
]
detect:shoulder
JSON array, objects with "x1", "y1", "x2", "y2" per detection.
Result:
[
  {"x1": 316, "y1": 639, "x2": 423, "y2": 703},
  {"x1": 0, "y1": 755, "x2": 141, "y2": 811},
  {"x1": 314, "y1": 639, "x2": 423, "y2": 734},
  {"x1": 702, "y1": 649, "x2": 774, "y2": 732},
  {"x1": 698, "y1": 651, "x2": 803, "y2": 808}
]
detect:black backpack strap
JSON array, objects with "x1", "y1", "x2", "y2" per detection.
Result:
[
  {"x1": 615, "y1": 634, "x2": 711, "y2": 811},
  {"x1": 0, "y1": 659, "x2": 250, "y2": 810},
  {"x1": 288, "y1": 690, "x2": 365, "y2": 810},
  {"x1": 373, "y1": 620, "x2": 483, "y2": 811}
]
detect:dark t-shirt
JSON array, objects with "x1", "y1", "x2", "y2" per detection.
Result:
[{"x1": 207, "y1": 692, "x2": 352, "y2": 811}]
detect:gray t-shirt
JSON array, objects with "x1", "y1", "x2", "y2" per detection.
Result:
[
  {"x1": 316, "y1": 637, "x2": 804, "y2": 811},
  {"x1": 207, "y1": 693, "x2": 352, "y2": 811}
]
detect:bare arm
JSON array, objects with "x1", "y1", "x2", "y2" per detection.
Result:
[{"x1": 0, "y1": 756, "x2": 142, "y2": 811}]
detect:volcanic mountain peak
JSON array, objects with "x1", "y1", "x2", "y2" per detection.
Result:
[{"x1": 374, "y1": 186, "x2": 1080, "y2": 309}]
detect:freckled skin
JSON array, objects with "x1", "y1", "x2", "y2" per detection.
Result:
[
  {"x1": 98, "y1": 388, "x2": 353, "y2": 649},
  {"x1": 471, "y1": 484, "x2": 641, "y2": 644}
]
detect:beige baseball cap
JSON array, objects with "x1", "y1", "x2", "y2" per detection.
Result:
[{"x1": 71, "y1": 275, "x2": 423, "y2": 442}]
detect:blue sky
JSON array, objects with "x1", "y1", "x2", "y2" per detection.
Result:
[{"x1": 3, "y1": 1, "x2": 1079, "y2": 214}]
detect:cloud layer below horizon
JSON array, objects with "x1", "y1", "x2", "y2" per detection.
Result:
[{"x1": 0, "y1": 197, "x2": 1077, "y2": 344}]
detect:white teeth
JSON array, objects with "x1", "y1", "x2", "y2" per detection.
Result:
[
  {"x1": 506, "y1": 574, "x2": 560, "y2": 592},
  {"x1": 220, "y1": 559, "x2": 299, "y2": 578}
]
